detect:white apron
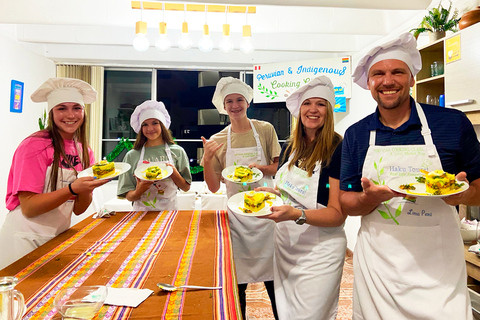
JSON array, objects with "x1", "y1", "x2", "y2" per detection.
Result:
[
  {"x1": 225, "y1": 120, "x2": 276, "y2": 284},
  {"x1": 274, "y1": 154, "x2": 346, "y2": 320},
  {"x1": 133, "y1": 144, "x2": 177, "y2": 211},
  {"x1": 0, "y1": 158, "x2": 79, "y2": 269},
  {"x1": 353, "y1": 102, "x2": 472, "y2": 320}
]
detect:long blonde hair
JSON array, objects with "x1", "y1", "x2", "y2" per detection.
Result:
[{"x1": 285, "y1": 100, "x2": 341, "y2": 176}]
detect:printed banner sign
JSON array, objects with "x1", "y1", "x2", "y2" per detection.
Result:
[{"x1": 253, "y1": 57, "x2": 352, "y2": 104}]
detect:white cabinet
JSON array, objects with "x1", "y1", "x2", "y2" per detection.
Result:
[{"x1": 444, "y1": 23, "x2": 480, "y2": 117}]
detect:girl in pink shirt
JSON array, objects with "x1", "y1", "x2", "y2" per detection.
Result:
[{"x1": 0, "y1": 78, "x2": 109, "y2": 269}]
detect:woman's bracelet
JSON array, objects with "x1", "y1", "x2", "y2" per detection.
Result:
[{"x1": 68, "y1": 182, "x2": 78, "y2": 196}]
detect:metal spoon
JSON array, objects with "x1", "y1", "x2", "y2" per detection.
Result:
[{"x1": 156, "y1": 282, "x2": 222, "y2": 292}]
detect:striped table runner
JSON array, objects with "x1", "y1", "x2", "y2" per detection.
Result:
[{"x1": 2, "y1": 210, "x2": 240, "y2": 320}]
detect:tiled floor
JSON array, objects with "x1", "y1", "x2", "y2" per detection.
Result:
[{"x1": 245, "y1": 250, "x2": 354, "y2": 320}]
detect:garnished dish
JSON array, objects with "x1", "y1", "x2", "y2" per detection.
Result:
[
  {"x1": 422, "y1": 169, "x2": 464, "y2": 196},
  {"x1": 227, "y1": 191, "x2": 283, "y2": 216},
  {"x1": 388, "y1": 169, "x2": 469, "y2": 198},
  {"x1": 92, "y1": 160, "x2": 115, "y2": 178},
  {"x1": 78, "y1": 162, "x2": 131, "y2": 181},
  {"x1": 134, "y1": 162, "x2": 173, "y2": 181},
  {"x1": 145, "y1": 166, "x2": 165, "y2": 180},
  {"x1": 231, "y1": 166, "x2": 253, "y2": 182},
  {"x1": 243, "y1": 191, "x2": 277, "y2": 213},
  {"x1": 399, "y1": 184, "x2": 416, "y2": 191},
  {"x1": 222, "y1": 165, "x2": 263, "y2": 184}
]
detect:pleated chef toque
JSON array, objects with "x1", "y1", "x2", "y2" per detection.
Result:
[
  {"x1": 212, "y1": 77, "x2": 253, "y2": 115},
  {"x1": 31, "y1": 77, "x2": 97, "y2": 111},
  {"x1": 130, "y1": 100, "x2": 171, "y2": 133},
  {"x1": 285, "y1": 75, "x2": 336, "y2": 118},
  {"x1": 352, "y1": 32, "x2": 422, "y2": 90}
]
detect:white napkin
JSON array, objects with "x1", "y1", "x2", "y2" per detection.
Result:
[
  {"x1": 93, "y1": 208, "x2": 116, "y2": 219},
  {"x1": 468, "y1": 244, "x2": 480, "y2": 253},
  {"x1": 104, "y1": 287, "x2": 154, "y2": 307}
]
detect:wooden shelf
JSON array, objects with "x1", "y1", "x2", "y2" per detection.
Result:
[
  {"x1": 415, "y1": 38, "x2": 445, "y2": 104},
  {"x1": 416, "y1": 74, "x2": 444, "y2": 85}
]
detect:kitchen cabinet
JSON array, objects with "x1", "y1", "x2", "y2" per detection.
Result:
[
  {"x1": 416, "y1": 39, "x2": 445, "y2": 105},
  {"x1": 416, "y1": 23, "x2": 480, "y2": 124}
]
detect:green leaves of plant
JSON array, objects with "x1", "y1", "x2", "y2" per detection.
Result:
[
  {"x1": 38, "y1": 109, "x2": 47, "y2": 130},
  {"x1": 410, "y1": 3, "x2": 460, "y2": 36}
]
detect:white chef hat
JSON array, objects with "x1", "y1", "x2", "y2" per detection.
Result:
[
  {"x1": 352, "y1": 32, "x2": 422, "y2": 89},
  {"x1": 31, "y1": 77, "x2": 97, "y2": 111},
  {"x1": 130, "y1": 100, "x2": 171, "y2": 133},
  {"x1": 285, "y1": 76, "x2": 336, "y2": 118},
  {"x1": 211, "y1": 77, "x2": 253, "y2": 115}
]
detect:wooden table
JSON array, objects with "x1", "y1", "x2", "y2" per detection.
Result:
[
  {"x1": 465, "y1": 244, "x2": 480, "y2": 282},
  {"x1": 0, "y1": 210, "x2": 241, "y2": 320}
]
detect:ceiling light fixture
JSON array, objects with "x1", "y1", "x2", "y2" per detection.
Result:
[
  {"x1": 133, "y1": 2, "x2": 150, "y2": 52},
  {"x1": 177, "y1": 4, "x2": 193, "y2": 50},
  {"x1": 155, "y1": 4, "x2": 171, "y2": 52},
  {"x1": 219, "y1": 6, "x2": 234, "y2": 53},
  {"x1": 240, "y1": 7, "x2": 254, "y2": 54},
  {"x1": 198, "y1": 7, "x2": 213, "y2": 52}
]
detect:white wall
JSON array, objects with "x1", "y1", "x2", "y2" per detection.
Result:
[{"x1": 0, "y1": 25, "x2": 55, "y2": 227}]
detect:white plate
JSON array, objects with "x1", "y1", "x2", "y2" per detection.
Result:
[
  {"x1": 227, "y1": 191, "x2": 283, "y2": 217},
  {"x1": 387, "y1": 176, "x2": 469, "y2": 198},
  {"x1": 78, "y1": 162, "x2": 131, "y2": 180},
  {"x1": 134, "y1": 162, "x2": 173, "y2": 181},
  {"x1": 221, "y1": 165, "x2": 263, "y2": 184}
]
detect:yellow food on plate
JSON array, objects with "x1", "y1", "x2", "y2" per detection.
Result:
[
  {"x1": 423, "y1": 170, "x2": 463, "y2": 195},
  {"x1": 399, "y1": 183, "x2": 416, "y2": 190},
  {"x1": 145, "y1": 166, "x2": 164, "y2": 180},
  {"x1": 92, "y1": 160, "x2": 115, "y2": 178},
  {"x1": 243, "y1": 191, "x2": 275, "y2": 211},
  {"x1": 244, "y1": 191, "x2": 266, "y2": 212},
  {"x1": 229, "y1": 166, "x2": 253, "y2": 182}
]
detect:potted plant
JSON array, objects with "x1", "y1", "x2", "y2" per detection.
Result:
[{"x1": 410, "y1": 2, "x2": 461, "y2": 42}]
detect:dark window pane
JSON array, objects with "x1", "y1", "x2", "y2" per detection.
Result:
[
  {"x1": 245, "y1": 73, "x2": 290, "y2": 140},
  {"x1": 102, "y1": 70, "x2": 152, "y2": 160}
]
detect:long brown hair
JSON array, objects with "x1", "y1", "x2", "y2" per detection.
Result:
[
  {"x1": 133, "y1": 120, "x2": 175, "y2": 150},
  {"x1": 37, "y1": 108, "x2": 91, "y2": 192},
  {"x1": 285, "y1": 100, "x2": 342, "y2": 177}
]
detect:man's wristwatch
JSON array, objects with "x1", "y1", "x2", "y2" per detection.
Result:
[{"x1": 295, "y1": 209, "x2": 307, "y2": 225}]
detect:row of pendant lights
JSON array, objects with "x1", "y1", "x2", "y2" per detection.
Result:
[{"x1": 132, "y1": 2, "x2": 254, "y2": 54}]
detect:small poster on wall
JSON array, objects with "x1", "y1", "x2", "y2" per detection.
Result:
[
  {"x1": 253, "y1": 57, "x2": 352, "y2": 108},
  {"x1": 10, "y1": 80, "x2": 24, "y2": 113},
  {"x1": 445, "y1": 34, "x2": 461, "y2": 64}
]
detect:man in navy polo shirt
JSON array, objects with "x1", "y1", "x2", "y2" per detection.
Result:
[{"x1": 340, "y1": 32, "x2": 480, "y2": 320}]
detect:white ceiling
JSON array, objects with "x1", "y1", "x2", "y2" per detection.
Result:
[{"x1": 0, "y1": 0, "x2": 436, "y2": 69}]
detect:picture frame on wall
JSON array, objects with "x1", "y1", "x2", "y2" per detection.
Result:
[{"x1": 10, "y1": 80, "x2": 24, "y2": 113}]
